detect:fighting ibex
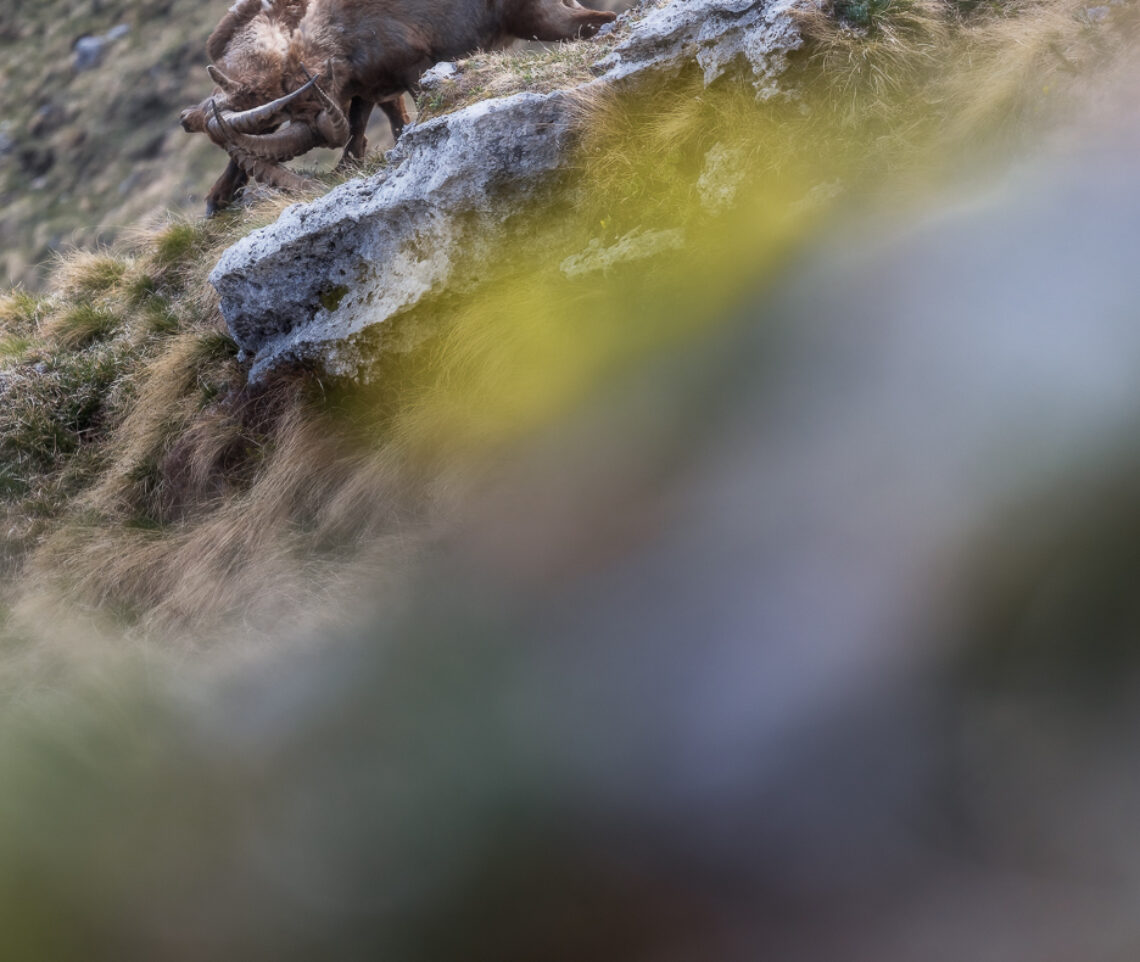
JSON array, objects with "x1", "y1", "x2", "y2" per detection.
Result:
[{"x1": 181, "y1": 0, "x2": 617, "y2": 214}]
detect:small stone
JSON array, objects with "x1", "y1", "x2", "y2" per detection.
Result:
[
  {"x1": 696, "y1": 142, "x2": 745, "y2": 213},
  {"x1": 419, "y1": 61, "x2": 459, "y2": 91},
  {"x1": 72, "y1": 35, "x2": 107, "y2": 71},
  {"x1": 560, "y1": 228, "x2": 686, "y2": 278},
  {"x1": 71, "y1": 24, "x2": 130, "y2": 71}
]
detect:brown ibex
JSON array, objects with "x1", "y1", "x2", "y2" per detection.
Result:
[{"x1": 181, "y1": 0, "x2": 617, "y2": 215}]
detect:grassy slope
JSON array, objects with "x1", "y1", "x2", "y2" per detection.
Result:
[{"x1": 0, "y1": 0, "x2": 1136, "y2": 679}]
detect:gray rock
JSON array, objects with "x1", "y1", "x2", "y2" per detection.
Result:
[
  {"x1": 72, "y1": 24, "x2": 130, "y2": 71},
  {"x1": 559, "y1": 228, "x2": 686, "y2": 278},
  {"x1": 212, "y1": 91, "x2": 578, "y2": 380},
  {"x1": 419, "y1": 61, "x2": 460, "y2": 91},
  {"x1": 696, "y1": 142, "x2": 746, "y2": 213},
  {"x1": 72, "y1": 35, "x2": 107, "y2": 72},
  {"x1": 597, "y1": 0, "x2": 803, "y2": 96},
  {"x1": 210, "y1": 0, "x2": 805, "y2": 381}
]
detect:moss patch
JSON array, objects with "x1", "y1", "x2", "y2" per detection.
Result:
[{"x1": 319, "y1": 284, "x2": 350, "y2": 313}]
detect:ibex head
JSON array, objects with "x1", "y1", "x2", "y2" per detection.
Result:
[
  {"x1": 181, "y1": 0, "x2": 353, "y2": 195},
  {"x1": 182, "y1": 59, "x2": 350, "y2": 193}
]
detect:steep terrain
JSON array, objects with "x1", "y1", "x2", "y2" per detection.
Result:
[
  {"x1": 210, "y1": 0, "x2": 805, "y2": 380},
  {"x1": 0, "y1": 0, "x2": 1135, "y2": 665},
  {"x1": 3, "y1": 28, "x2": 1140, "y2": 960},
  {"x1": 1, "y1": 0, "x2": 1140, "y2": 957}
]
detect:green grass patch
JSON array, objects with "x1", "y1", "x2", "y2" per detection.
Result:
[
  {"x1": 125, "y1": 273, "x2": 159, "y2": 307},
  {"x1": 45, "y1": 305, "x2": 121, "y2": 351},
  {"x1": 65, "y1": 256, "x2": 128, "y2": 298},
  {"x1": 141, "y1": 297, "x2": 181, "y2": 336},
  {"x1": 0, "y1": 335, "x2": 33, "y2": 360},
  {"x1": 187, "y1": 330, "x2": 238, "y2": 365},
  {"x1": 152, "y1": 222, "x2": 210, "y2": 272},
  {"x1": 0, "y1": 291, "x2": 48, "y2": 336},
  {"x1": 0, "y1": 349, "x2": 123, "y2": 472}
]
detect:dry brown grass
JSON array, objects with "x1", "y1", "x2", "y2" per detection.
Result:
[
  {"x1": 410, "y1": 0, "x2": 635, "y2": 121},
  {"x1": 416, "y1": 40, "x2": 619, "y2": 122},
  {"x1": 21, "y1": 382, "x2": 430, "y2": 640},
  {"x1": 794, "y1": 0, "x2": 1140, "y2": 155}
]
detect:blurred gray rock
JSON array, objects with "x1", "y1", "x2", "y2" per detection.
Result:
[{"x1": 71, "y1": 24, "x2": 129, "y2": 71}]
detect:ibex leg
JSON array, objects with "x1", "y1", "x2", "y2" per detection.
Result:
[{"x1": 205, "y1": 157, "x2": 249, "y2": 217}]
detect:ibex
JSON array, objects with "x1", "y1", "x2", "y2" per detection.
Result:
[{"x1": 181, "y1": 0, "x2": 617, "y2": 215}]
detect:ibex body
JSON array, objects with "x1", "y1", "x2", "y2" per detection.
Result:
[{"x1": 182, "y1": 0, "x2": 616, "y2": 214}]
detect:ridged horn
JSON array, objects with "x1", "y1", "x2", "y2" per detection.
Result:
[
  {"x1": 211, "y1": 100, "x2": 322, "y2": 161},
  {"x1": 230, "y1": 147, "x2": 312, "y2": 193},
  {"x1": 207, "y1": 74, "x2": 320, "y2": 137},
  {"x1": 225, "y1": 142, "x2": 313, "y2": 194},
  {"x1": 300, "y1": 61, "x2": 349, "y2": 147}
]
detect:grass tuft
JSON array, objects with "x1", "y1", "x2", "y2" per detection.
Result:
[
  {"x1": 414, "y1": 40, "x2": 620, "y2": 122},
  {"x1": 52, "y1": 252, "x2": 129, "y2": 300},
  {"x1": 0, "y1": 335, "x2": 33, "y2": 360},
  {"x1": 151, "y1": 222, "x2": 210, "y2": 272},
  {"x1": 0, "y1": 346, "x2": 124, "y2": 476},
  {"x1": 0, "y1": 291, "x2": 49, "y2": 337},
  {"x1": 125, "y1": 272, "x2": 159, "y2": 307},
  {"x1": 42, "y1": 305, "x2": 122, "y2": 351}
]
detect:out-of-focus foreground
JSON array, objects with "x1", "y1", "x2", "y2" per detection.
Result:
[{"x1": 2, "y1": 1, "x2": 1140, "y2": 959}]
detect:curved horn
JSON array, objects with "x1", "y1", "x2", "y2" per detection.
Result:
[
  {"x1": 211, "y1": 100, "x2": 322, "y2": 161},
  {"x1": 225, "y1": 142, "x2": 313, "y2": 194},
  {"x1": 206, "y1": 64, "x2": 241, "y2": 94},
  {"x1": 300, "y1": 61, "x2": 350, "y2": 147},
  {"x1": 208, "y1": 74, "x2": 321, "y2": 136}
]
